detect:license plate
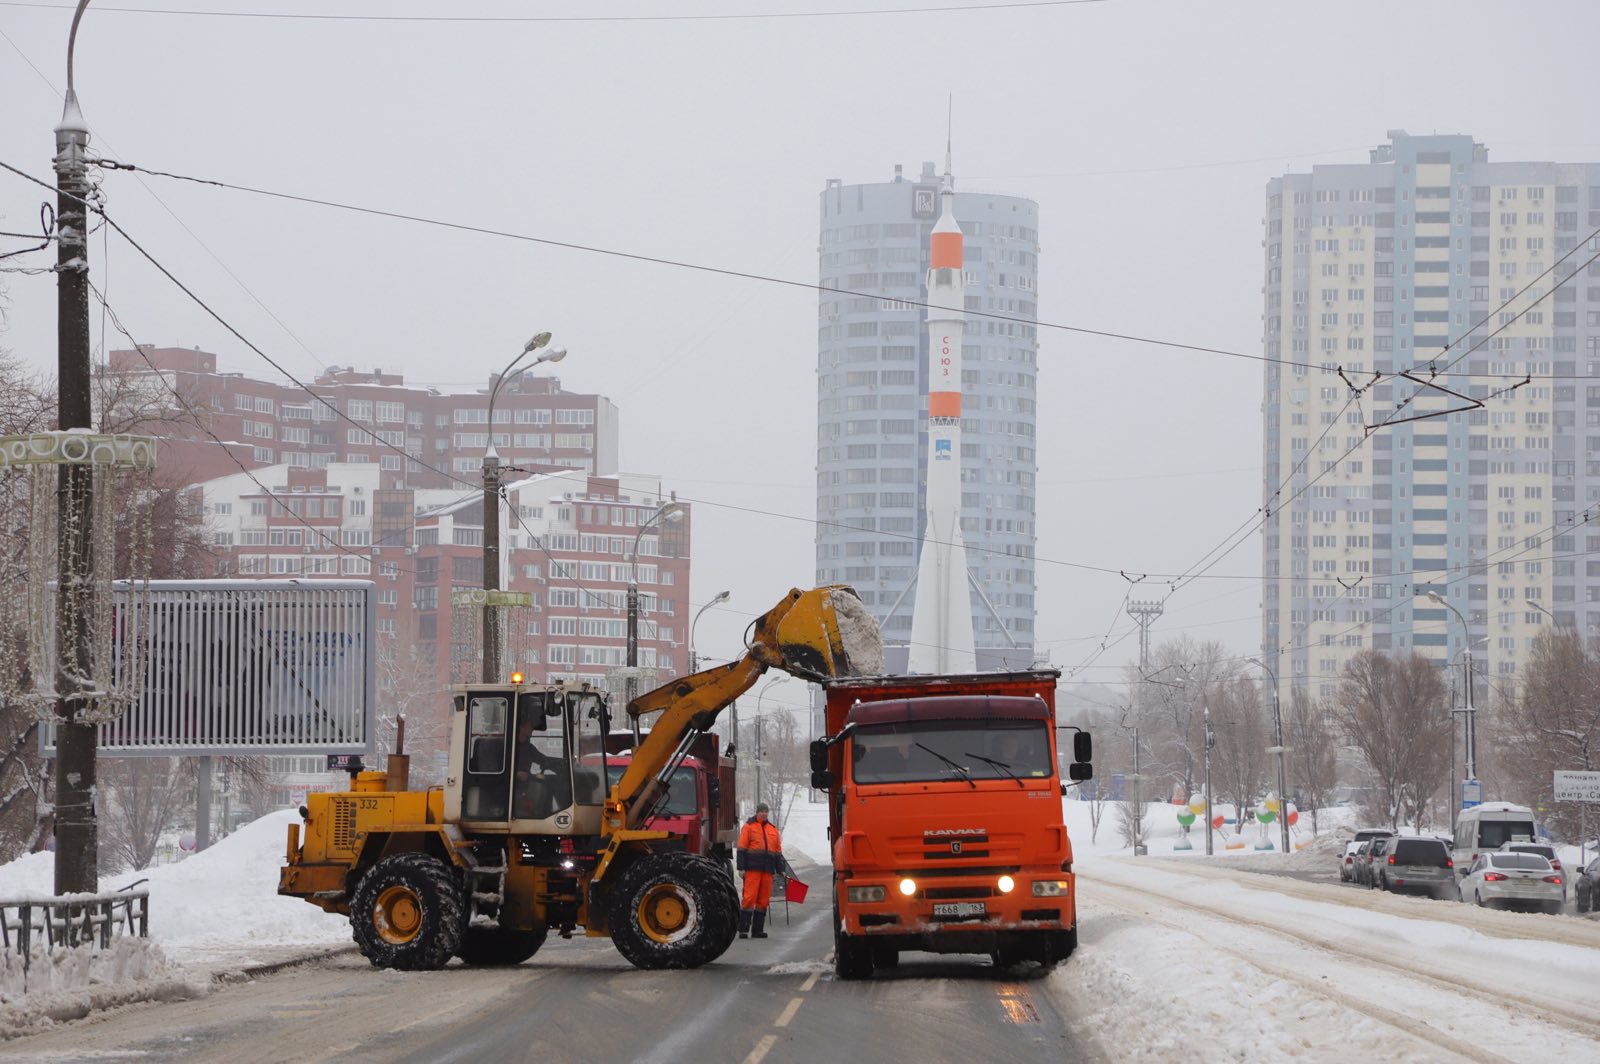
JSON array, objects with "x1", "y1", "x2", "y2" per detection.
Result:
[{"x1": 933, "y1": 902, "x2": 986, "y2": 918}]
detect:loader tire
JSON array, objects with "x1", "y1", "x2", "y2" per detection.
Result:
[
  {"x1": 350, "y1": 853, "x2": 464, "y2": 971},
  {"x1": 457, "y1": 925, "x2": 547, "y2": 967},
  {"x1": 608, "y1": 852, "x2": 736, "y2": 970}
]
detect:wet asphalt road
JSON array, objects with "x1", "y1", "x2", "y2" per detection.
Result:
[{"x1": 0, "y1": 901, "x2": 1106, "y2": 1064}]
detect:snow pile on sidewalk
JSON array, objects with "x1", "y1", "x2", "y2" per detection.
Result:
[{"x1": 0, "y1": 810, "x2": 351, "y2": 970}]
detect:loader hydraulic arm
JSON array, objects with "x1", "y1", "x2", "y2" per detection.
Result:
[{"x1": 607, "y1": 586, "x2": 880, "y2": 830}]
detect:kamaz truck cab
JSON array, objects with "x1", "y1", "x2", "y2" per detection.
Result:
[{"x1": 812, "y1": 670, "x2": 1091, "y2": 979}]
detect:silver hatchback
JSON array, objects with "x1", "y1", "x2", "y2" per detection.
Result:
[{"x1": 1459, "y1": 851, "x2": 1564, "y2": 914}]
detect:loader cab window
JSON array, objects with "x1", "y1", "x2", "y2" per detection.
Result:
[
  {"x1": 464, "y1": 696, "x2": 511, "y2": 819},
  {"x1": 513, "y1": 694, "x2": 571, "y2": 821},
  {"x1": 569, "y1": 692, "x2": 608, "y2": 808}
]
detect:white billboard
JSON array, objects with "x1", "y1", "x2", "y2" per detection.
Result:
[
  {"x1": 1554, "y1": 770, "x2": 1600, "y2": 804},
  {"x1": 43, "y1": 580, "x2": 375, "y2": 757}
]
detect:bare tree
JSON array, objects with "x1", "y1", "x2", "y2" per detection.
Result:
[
  {"x1": 97, "y1": 757, "x2": 193, "y2": 873},
  {"x1": 1330, "y1": 650, "x2": 1451, "y2": 831},
  {"x1": 1211, "y1": 675, "x2": 1270, "y2": 814},
  {"x1": 1290, "y1": 688, "x2": 1340, "y2": 834},
  {"x1": 373, "y1": 643, "x2": 452, "y2": 789},
  {"x1": 1491, "y1": 629, "x2": 1600, "y2": 840}
]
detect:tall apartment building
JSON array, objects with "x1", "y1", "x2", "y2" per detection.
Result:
[
  {"x1": 816, "y1": 161, "x2": 1041, "y2": 672},
  {"x1": 1261, "y1": 130, "x2": 1600, "y2": 698},
  {"x1": 106, "y1": 346, "x2": 619, "y2": 489}
]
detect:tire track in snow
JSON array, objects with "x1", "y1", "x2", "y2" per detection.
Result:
[{"x1": 1091, "y1": 871, "x2": 1600, "y2": 1057}]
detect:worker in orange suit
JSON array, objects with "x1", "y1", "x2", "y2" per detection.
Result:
[{"x1": 737, "y1": 802, "x2": 783, "y2": 939}]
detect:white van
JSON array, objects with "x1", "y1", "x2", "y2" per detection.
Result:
[{"x1": 1452, "y1": 802, "x2": 1539, "y2": 875}]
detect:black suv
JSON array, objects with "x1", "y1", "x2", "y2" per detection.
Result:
[{"x1": 1576, "y1": 857, "x2": 1600, "y2": 914}]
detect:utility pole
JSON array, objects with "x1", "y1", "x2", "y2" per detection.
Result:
[
  {"x1": 1203, "y1": 701, "x2": 1215, "y2": 856},
  {"x1": 478, "y1": 334, "x2": 560, "y2": 683},
  {"x1": 52, "y1": 10, "x2": 96, "y2": 896},
  {"x1": 1126, "y1": 600, "x2": 1164, "y2": 670}
]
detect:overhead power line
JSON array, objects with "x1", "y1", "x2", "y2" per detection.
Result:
[{"x1": 0, "y1": 0, "x2": 1110, "y2": 23}]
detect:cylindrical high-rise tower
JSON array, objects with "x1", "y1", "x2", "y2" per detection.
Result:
[{"x1": 815, "y1": 161, "x2": 1040, "y2": 674}]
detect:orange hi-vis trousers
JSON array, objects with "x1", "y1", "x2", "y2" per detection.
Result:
[{"x1": 741, "y1": 870, "x2": 774, "y2": 910}]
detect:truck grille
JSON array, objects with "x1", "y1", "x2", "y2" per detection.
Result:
[
  {"x1": 331, "y1": 798, "x2": 358, "y2": 852},
  {"x1": 924, "y1": 885, "x2": 996, "y2": 900},
  {"x1": 923, "y1": 832, "x2": 990, "y2": 860}
]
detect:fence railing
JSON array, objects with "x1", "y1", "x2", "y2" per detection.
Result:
[{"x1": 0, "y1": 882, "x2": 149, "y2": 993}]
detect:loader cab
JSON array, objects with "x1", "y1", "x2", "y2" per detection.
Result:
[{"x1": 447, "y1": 682, "x2": 608, "y2": 837}]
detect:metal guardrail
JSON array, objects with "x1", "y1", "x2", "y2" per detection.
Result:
[{"x1": 0, "y1": 883, "x2": 149, "y2": 993}]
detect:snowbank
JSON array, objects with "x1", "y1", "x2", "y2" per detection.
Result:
[{"x1": 0, "y1": 810, "x2": 351, "y2": 970}]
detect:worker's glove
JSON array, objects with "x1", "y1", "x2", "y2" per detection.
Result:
[{"x1": 736, "y1": 850, "x2": 748, "y2": 872}]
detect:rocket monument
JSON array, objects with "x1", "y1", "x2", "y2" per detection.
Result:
[{"x1": 908, "y1": 145, "x2": 977, "y2": 674}]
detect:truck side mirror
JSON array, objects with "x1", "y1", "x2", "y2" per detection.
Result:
[
  {"x1": 811, "y1": 769, "x2": 834, "y2": 791},
  {"x1": 706, "y1": 777, "x2": 721, "y2": 810},
  {"x1": 809, "y1": 739, "x2": 829, "y2": 774},
  {"x1": 1068, "y1": 762, "x2": 1093, "y2": 783},
  {"x1": 1073, "y1": 732, "x2": 1092, "y2": 764}
]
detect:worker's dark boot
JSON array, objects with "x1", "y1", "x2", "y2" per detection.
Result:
[
  {"x1": 751, "y1": 909, "x2": 768, "y2": 939},
  {"x1": 738, "y1": 909, "x2": 752, "y2": 938}
]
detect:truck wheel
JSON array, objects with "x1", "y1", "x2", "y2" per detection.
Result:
[
  {"x1": 1049, "y1": 926, "x2": 1078, "y2": 964},
  {"x1": 457, "y1": 925, "x2": 547, "y2": 966},
  {"x1": 350, "y1": 853, "x2": 464, "y2": 971},
  {"x1": 608, "y1": 852, "x2": 735, "y2": 970},
  {"x1": 834, "y1": 933, "x2": 873, "y2": 981}
]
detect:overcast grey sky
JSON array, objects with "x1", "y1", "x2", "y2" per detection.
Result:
[{"x1": 2, "y1": 0, "x2": 1597, "y2": 711}]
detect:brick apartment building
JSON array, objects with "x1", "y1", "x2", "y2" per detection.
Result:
[
  {"x1": 107, "y1": 346, "x2": 619, "y2": 488},
  {"x1": 104, "y1": 347, "x2": 691, "y2": 794}
]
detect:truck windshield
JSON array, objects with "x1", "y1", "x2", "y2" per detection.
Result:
[
  {"x1": 605, "y1": 764, "x2": 699, "y2": 816},
  {"x1": 851, "y1": 720, "x2": 1051, "y2": 785}
]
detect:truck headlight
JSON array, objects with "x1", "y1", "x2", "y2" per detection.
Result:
[
  {"x1": 997, "y1": 874, "x2": 1016, "y2": 894},
  {"x1": 898, "y1": 877, "x2": 918, "y2": 897},
  {"x1": 1032, "y1": 880, "x2": 1071, "y2": 897},
  {"x1": 847, "y1": 885, "x2": 887, "y2": 904}
]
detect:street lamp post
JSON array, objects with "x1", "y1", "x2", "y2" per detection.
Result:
[
  {"x1": 688, "y1": 590, "x2": 730, "y2": 674},
  {"x1": 481, "y1": 334, "x2": 564, "y2": 683},
  {"x1": 627, "y1": 503, "x2": 687, "y2": 672},
  {"x1": 1248, "y1": 657, "x2": 1291, "y2": 856},
  {"x1": 1427, "y1": 590, "x2": 1477, "y2": 803},
  {"x1": 754, "y1": 675, "x2": 790, "y2": 814}
]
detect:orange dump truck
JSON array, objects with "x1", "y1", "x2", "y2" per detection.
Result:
[{"x1": 810, "y1": 670, "x2": 1092, "y2": 979}]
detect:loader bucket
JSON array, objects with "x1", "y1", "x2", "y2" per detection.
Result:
[{"x1": 774, "y1": 586, "x2": 883, "y2": 681}]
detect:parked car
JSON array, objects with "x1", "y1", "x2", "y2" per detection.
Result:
[
  {"x1": 1576, "y1": 857, "x2": 1600, "y2": 914},
  {"x1": 1353, "y1": 838, "x2": 1387, "y2": 887},
  {"x1": 1459, "y1": 851, "x2": 1564, "y2": 914},
  {"x1": 1376, "y1": 837, "x2": 1456, "y2": 899},
  {"x1": 1364, "y1": 836, "x2": 1398, "y2": 889},
  {"x1": 1498, "y1": 843, "x2": 1566, "y2": 904},
  {"x1": 1340, "y1": 841, "x2": 1362, "y2": 883}
]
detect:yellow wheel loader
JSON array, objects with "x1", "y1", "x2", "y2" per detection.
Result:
[{"x1": 278, "y1": 586, "x2": 881, "y2": 971}]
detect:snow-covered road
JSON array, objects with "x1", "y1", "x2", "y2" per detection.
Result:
[{"x1": 1066, "y1": 853, "x2": 1600, "y2": 1062}]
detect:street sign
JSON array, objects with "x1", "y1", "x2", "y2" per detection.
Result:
[
  {"x1": 1554, "y1": 770, "x2": 1600, "y2": 803},
  {"x1": 1460, "y1": 778, "x2": 1483, "y2": 808}
]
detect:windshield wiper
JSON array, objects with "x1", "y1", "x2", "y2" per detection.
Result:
[
  {"x1": 915, "y1": 742, "x2": 976, "y2": 788},
  {"x1": 965, "y1": 752, "x2": 1025, "y2": 788}
]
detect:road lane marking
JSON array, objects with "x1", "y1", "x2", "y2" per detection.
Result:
[
  {"x1": 800, "y1": 969, "x2": 821, "y2": 992},
  {"x1": 774, "y1": 996, "x2": 804, "y2": 1028},
  {"x1": 743, "y1": 1034, "x2": 778, "y2": 1064},
  {"x1": 997, "y1": 983, "x2": 1040, "y2": 1024}
]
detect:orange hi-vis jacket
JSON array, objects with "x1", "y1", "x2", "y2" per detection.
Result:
[
  {"x1": 737, "y1": 817, "x2": 782, "y2": 873},
  {"x1": 738, "y1": 817, "x2": 783, "y2": 910}
]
